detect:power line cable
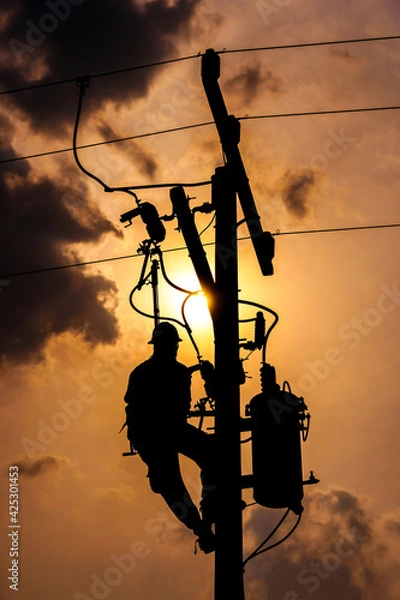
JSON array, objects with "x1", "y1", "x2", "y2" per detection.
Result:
[
  {"x1": 1, "y1": 34, "x2": 398, "y2": 97},
  {"x1": 0, "y1": 53, "x2": 201, "y2": 97},
  {"x1": 1, "y1": 105, "x2": 399, "y2": 167},
  {"x1": 273, "y1": 222, "x2": 400, "y2": 236},
  {"x1": 240, "y1": 105, "x2": 400, "y2": 122},
  {"x1": 222, "y1": 34, "x2": 400, "y2": 56},
  {"x1": 2, "y1": 222, "x2": 399, "y2": 280}
]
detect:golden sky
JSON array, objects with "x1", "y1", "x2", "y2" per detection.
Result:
[{"x1": 1, "y1": 1, "x2": 400, "y2": 599}]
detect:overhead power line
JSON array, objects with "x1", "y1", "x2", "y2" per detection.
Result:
[
  {"x1": 0, "y1": 53, "x2": 201, "y2": 97},
  {"x1": 1, "y1": 104, "x2": 399, "y2": 167},
  {"x1": 272, "y1": 222, "x2": 400, "y2": 236},
  {"x1": 0, "y1": 34, "x2": 399, "y2": 97},
  {"x1": 2, "y1": 222, "x2": 399, "y2": 280},
  {"x1": 0, "y1": 120, "x2": 215, "y2": 165},
  {"x1": 241, "y1": 105, "x2": 400, "y2": 121},
  {"x1": 222, "y1": 34, "x2": 400, "y2": 56}
]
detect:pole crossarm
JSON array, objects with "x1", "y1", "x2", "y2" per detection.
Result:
[{"x1": 201, "y1": 49, "x2": 275, "y2": 277}]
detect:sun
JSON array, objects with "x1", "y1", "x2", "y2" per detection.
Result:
[
  {"x1": 161, "y1": 269, "x2": 213, "y2": 330},
  {"x1": 182, "y1": 291, "x2": 212, "y2": 330}
]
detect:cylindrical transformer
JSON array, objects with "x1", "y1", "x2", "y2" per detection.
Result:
[{"x1": 249, "y1": 391, "x2": 304, "y2": 514}]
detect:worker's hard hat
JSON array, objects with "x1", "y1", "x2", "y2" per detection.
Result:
[{"x1": 148, "y1": 322, "x2": 182, "y2": 344}]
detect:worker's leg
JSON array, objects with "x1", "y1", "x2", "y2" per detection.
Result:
[
  {"x1": 178, "y1": 425, "x2": 216, "y2": 491},
  {"x1": 139, "y1": 448, "x2": 204, "y2": 532},
  {"x1": 178, "y1": 425, "x2": 218, "y2": 522},
  {"x1": 136, "y1": 443, "x2": 216, "y2": 553}
]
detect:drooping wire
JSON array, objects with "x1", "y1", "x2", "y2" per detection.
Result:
[
  {"x1": 73, "y1": 77, "x2": 153, "y2": 198},
  {"x1": 198, "y1": 213, "x2": 216, "y2": 237},
  {"x1": 244, "y1": 512, "x2": 303, "y2": 569},
  {"x1": 157, "y1": 249, "x2": 194, "y2": 294},
  {"x1": 73, "y1": 77, "x2": 112, "y2": 191},
  {"x1": 129, "y1": 283, "x2": 186, "y2": 330},
  {"x1": 158, "y1": 247, "x2": 212, "y2": 361},
  {"x1": 238, "y1": 299, "x2": 279, "y2": 363},
  {"x1": 158, "y1": 250, "x2": 206, "y2": 360},
  {"x1": 181, "y1": 292, "x2": 206, "y2": 362},
  {"x1": 130, "y1": 245, "x2": 206, "y2": 359},
  {"x1": 243, "y1": 508, "x2": 290, "y2": 569},
  {"x1": 128, "y1": 256, "x2": 187, "y2": 330},
  {"x1": 73, "y1": 78, "x2": 211, "y2": 193}
]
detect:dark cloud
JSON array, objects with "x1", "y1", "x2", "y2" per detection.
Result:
[
  {"x1": 15, "y1": 455, "x2": 67, "y2": 477},
  {"x1": 280, "y1": 167, "x2": 317, "y2": 218},
  {"x1": 225, "y1": 63, "x2": 283, "y2": 104},
  {"x1": 0, "y1": 1, "x2": 202, "y2": 368},
  {"x1": 98, "y1": 122, "x2": 158, "y2": 179},
  {"x1": 0, "y1": 118, "x2": 121, "y2": 367},
  {"x1": 244, "y1": 488, "x2": 400, "y2": 600},
  {"x1": 1, "y1": 0, "x2": 201, "y2": 135}
]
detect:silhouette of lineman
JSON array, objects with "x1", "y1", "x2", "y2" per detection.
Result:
[{"x1": 124, "y1": 322, "x2": 217, "y2": 553}]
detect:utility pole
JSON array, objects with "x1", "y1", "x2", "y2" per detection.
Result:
[
  {"x1": 201, "y1": 49, "x2": 274, "y2": 600},
  {"x1": 170, "y1": 170, "x2": 245, "y2": 599},
  {"x1": 212, "y1": 166, "x2": 245, "y2": 600}
]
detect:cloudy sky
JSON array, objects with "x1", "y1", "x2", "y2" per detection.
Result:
[{"x1": 1, "y1": 1, "x2": 400, "y2": 598}]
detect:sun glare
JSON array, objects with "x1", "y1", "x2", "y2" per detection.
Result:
[
  {"x1": 162, "y1": 270, "x2": 213, "y2": 331},
  {"x1": 182, "y1": 291, "x2": 212, "y2": 329}
]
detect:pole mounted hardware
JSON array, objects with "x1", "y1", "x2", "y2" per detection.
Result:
[
  {"x1": 170, "y1": 186, "x2": 216, "y2": 301},
  {"x1": 120, "y1": 201, "x2": 166, "y2": 243}
]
